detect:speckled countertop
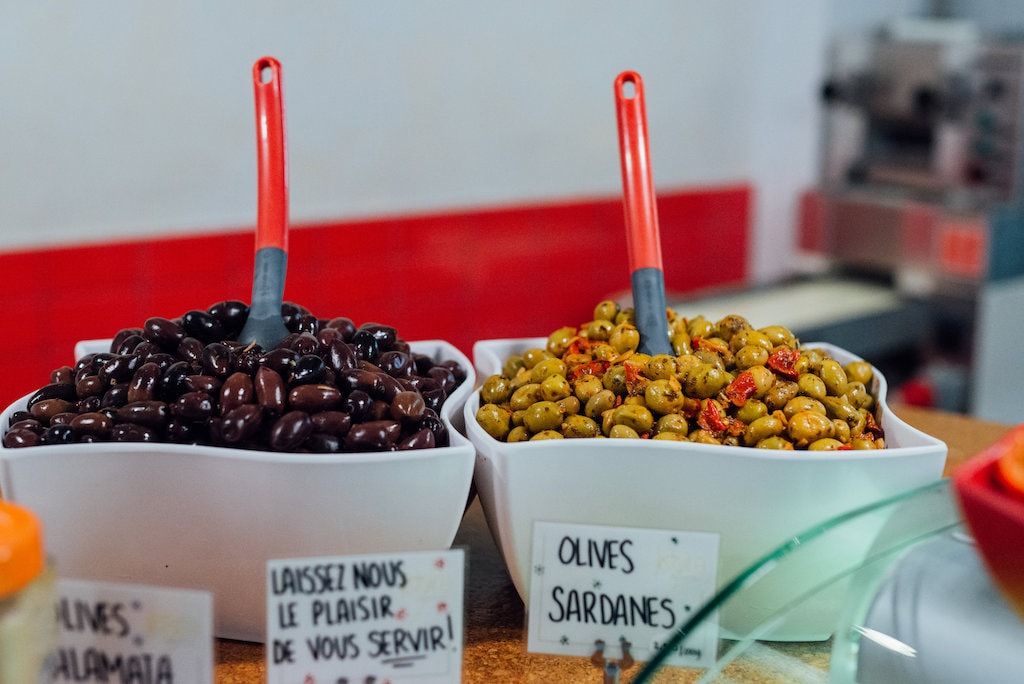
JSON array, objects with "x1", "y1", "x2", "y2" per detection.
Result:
[{"x1": 214, "y1": 406, "x2": 1010, "y2": 682}]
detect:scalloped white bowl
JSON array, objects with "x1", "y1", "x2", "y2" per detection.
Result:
[
  {"x1": 1, "y1": 339, "x2": 475, "y2": 642},
  {"x1": 466, "y1": 338, "x2": 947, "y2": 640}
]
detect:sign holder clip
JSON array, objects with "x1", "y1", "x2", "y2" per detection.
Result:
[{"x1": 590, "y1": 638, "x2": 635, "y2": 684}]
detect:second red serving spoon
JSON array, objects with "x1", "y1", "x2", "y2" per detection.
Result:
[
  {"x1": 239, "y1": 56, "x2": 291, "y2": 350},
  {"x1": 614, "y1": 70, "x2": 673, "y2": 356}
]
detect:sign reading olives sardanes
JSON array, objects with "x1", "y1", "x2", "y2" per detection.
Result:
[
  {"x1": 526, "y1": 522, "x2": 719, "y2": 668},
  {"x1": 49, "y1": 579, "x2": 213, "y2": 683},
  {"x1": 266, "y1": 549, "x2": 464, "y2": 684}
]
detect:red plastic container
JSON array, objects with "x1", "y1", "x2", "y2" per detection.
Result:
[{"x1": 954, "y1": 424, "x2": 1024, "y2": 620}]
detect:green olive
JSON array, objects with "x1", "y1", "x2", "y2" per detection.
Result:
[
  {"x1": 531, "y1": 430, "x2": 564, "y2": 440},
  {"x1": 539, "y1": 374, "x2": 571, "y2": 401},
  {"x1": 609, "y1": 424, "x2": 641, "y2": 439},
  {"x1": 594, "y1": 300, "x2": 621, "y2": 322},
  {"x1": 563, "y1": 352, "x2": 592, "y2": 367},
  {"x1": 615, "y1": 308, "x2": 636, "y2": 325},
  {"x1": 729, "y1": 329, "x2": 773, "y2": 353},
  {"x1": 695, "y1": 348, "x2": 727, "y2": 370},
  {"x1": 645, "y1": 378, "x2": 684, "y2": 414},
  {"x1": 624, "y1": 395, "x2": 645, "y2": 406},
  {"x1": 689, "y1": 429, "x2": 721, "y2": 445},
  {"x1": 593, "y1": 344, "x2": 618, "y2": 361},
  {"x1": 573, "y1": 375, "x2": 604, "y2": 402},
  {"x1": 653, "y1": 431, "x2": 688, "y2": 441},
  {"x1": 656, "y1": 413, "x2": 689, "y2": 435},
  {"x1": 646, "y1": 355, "x2": 677, "y2": 380},
  {"x1": 507, "y1": 426, "x2": 530, "y2": 442},
  {"x1": 511, "y1": 409, "x2": 526, "y2": 427},
  {"x1": 802, "y1": 349, "x2": 826, "y2": 373},
  {"x1": 602, "y1": 365, "x2": 628, "y2": 395},
  {"x1": 819, "y1": 359, "x2": 848, "y2": 396},
  {"x1": 788, "y1": 411, "x2": 834, "y2": 445},
  {"x1": 557, "y1": 396, "x2": 581, "y2": 416},
  {"x1": 756, "y1": 436, "x2": 794, "y2": 450},
  {"x1": 562, "y1": 414, "x2": 600, "y2": 438},
  {"x1": 844, "y1": 361, "x2": 874, "y2": 386},
  {"x1": 684, "y1": 364, "x2": 729, "y2": 399},
  {"x1": 735, "y1": 399, "x2": 768, "y2": 424},
  {"x1": 476, "y1": 403, "x2": 511, "y2": 440},
  {"x1": 510, "y1": 383, "x2": 542, "y2": 411},
  {"x1": 502, "y1": 355, "x2": 525, "y2": 378},
  {"x1": 783, "y1": 396, "x2": 826, "y2": 419},
  {"x1": 715, "y1": 314, "x2": 752, "y2": 342},
  {"x1": 674, "y1": 354, "x2": 702, "y2": 381},
  {"x1": 584, "y1": 389, "x2": 616, "y2": 419},
  {"x1": 546, "y1": 326, "x2": 577, "y2": 357},
  {"x1": 808, "y1": 438, "x2": 845, "y2": 451},
  {"x1": 735, "y1": 345, "x2": 769, "y2": 370},
  {"x1": 508, "y1": 368, "x2": 533, "y2": 390},
  {"x1": 832, "y1": 419, "x2": 851, "y2": 443},
  {"x1": 822, "y1": 395, "x2": 858, "y2": 423},
  {"x1": 481, "y1": 375, "x2": 513, "y2": 404},
  {"x1": 629, "y1": 353, "x2": 652, "y2": 371},
  {"x1": 849, "y1": 409, "x2": 868, "y2": 437},
  {"x1": 686, "y1": 315, "x2": 715, "y2": 339},
  {"x1": 531, "y1": 358, "x2": 568, "y2": 383},
  {"x1": 845, "y1": 381, "x2": 874, "y2": 410},
  {"x1": 746, "y1": 365, "x2": 776, "y2": 397},
  {"x1": 765, "y1": 380, "x2": 799, "y2": 411},
  {"x1": 585, "y1": 319, "x2": 614, "y2": 342},
  {"x1": 759, "y1": 325, "x2": 796, "y2": 348},
  {"x1": 523, "y1": 401, "x2": 563, "y2": 433},
  {"x1": 850, "y1": 437, "x2": 877, "y2": 450},
  {"x1": 670, "y1": 331, "x2": 692, "y2": 355},
  {"x1": 522, "y1": 348, "x2": 551, "y2": 369},
  {"x1": 797, "y1": 373, "x2": 827, "y2": 401},
  {"x1": 610, "y1": 324, "x2": 641, "y2": 353},
  {"x1": 744, "y1": 414, "x2": 785, "y2": 446},
  {"x1": 612, "y1": 404, "x2": 654, "y2": 433}
]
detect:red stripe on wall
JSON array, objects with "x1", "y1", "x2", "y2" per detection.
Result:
[{"x1": 0, "y1": 185, "x2": 750, "y2": 408}]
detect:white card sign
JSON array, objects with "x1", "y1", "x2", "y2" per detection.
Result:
[
  {"x1": 527, "y1": 522, "x2": 719, "y2": 668},
  {"x1": 266, "y1": 549, "x2": 464, "y2": 684},
  {"x1": 48, "y1": 578, "x2": 213, "y2": 683}
]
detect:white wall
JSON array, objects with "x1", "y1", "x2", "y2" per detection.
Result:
[{"x1": 2, "y1": 2, "x2": 839, "y2": 282}]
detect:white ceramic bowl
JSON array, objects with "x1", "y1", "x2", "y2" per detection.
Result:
[
  {"x1": 1, "y1": 339, "x2": 475, "y2": 642},
  {"x1": 466, "y1": 338, "x2": 947, "y2": 640}
]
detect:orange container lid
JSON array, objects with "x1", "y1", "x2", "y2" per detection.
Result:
[{"x1": 0, "y1": 500, "x2": 44, "y2": 598}]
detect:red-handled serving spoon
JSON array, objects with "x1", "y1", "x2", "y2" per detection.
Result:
[
  {"x1": 239, "y1": 56, "x2": 291, "y2": 350},
  {"x1": 614, "y1": 70, "x2": 673, "y2": 356}
]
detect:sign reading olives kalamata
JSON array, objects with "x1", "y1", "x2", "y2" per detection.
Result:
[
  {"x1": 526, "y1": 522, "x2": 718, "y2": 668},
  {"x1": 49, "y1": 579, "x2": 212, "y2": 683},
  {"x1": 266, "y1": 549, "x2": 465, "y2": 683}
]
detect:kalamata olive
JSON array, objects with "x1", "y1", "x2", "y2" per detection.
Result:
[
  {"x1": 281, "y1": 302, "x2": 310, "y2": 330},
  {"x1": 202, "y1": 343, "x2": 233, "y2": 377},
  {"x1": 269, "y1": 411, "x2": 313, "y2": 451},
  {"x1": 274, "y1": 333, "x2": 300, "y2": 351},
  {"x1": 351, "y1": 330, "x2": 380, "y2": 363},
  {"x1": 290, "y1": 355, "x2": 326, "y2": 385},
  {"x1": 207, "y1": 300, "x2": 249, "y2": 331},
  {"x1": 309, "y1": 411, "x2": 352, "y2": 437},
  {"x1": 184, "y1": 375, "x2": 222, "y2": 395},
  {"x1": 127, "y1": 362, "x2": 161, "y2": 403},
  {"x1": 342, "y1": 390, "x2": 372, "y2": 422},
  {"x1": 255, "y1": 366, "x2": 286, "y2": 414},
  {"x1": 339, "y1": 369, "x2": 382, "y2": 396},
  {"x1": 133, "y1": 341, "x2": 160, "y2": 360},
  {"x1": 436, "y1": 359, "x2": 467, "y2": 384},
  {"x1": 233, "y1": 345, "x2": 262, "y2": 374},
  {"x1": 289, "y1": 333, "x2": 318, "y2": 357},
  {"x1": 391, "y1": 391, "x2": 426, "y2": 423},
  {"x1": 306, "y1": 432, "x2": 342, "y2": 453},
  {"x1": 3, "y1": 428, "x2": 40, "y2": 448},
  {"x1": 75, "y1": 375, "x2": 107, "y2": 399},
  {"x1": 70, "y1": 412, "x2": 112, "y2": 435},
  {"x1": 181, "y1": 310, "x2": 225, "y2": 342},
  {"x1": 9, "y1": 419, "x2": 42, "y2": 434},
  {"x1": 27, "y1": 382, "x2": 77, "y2": 408},
  {"x1": 398, "y1": 428, "x2": 436, "y2": 450},
  {"x1": 98, "y1": 354, "x2": 141, "y2": 383},
  {"x1": 144, "y1": 353, "x2": 176, "y2": 375},
  {"x1": 76, "y1": 397, "x2": 102, "y2": 413},
  {"x1": 115, "y1": 334, "x2": 145, "y2": 356},
  {"x1": 111, "y1": 328, "x2": 143, "y2": 354},
  {"x1": 165, "y1": 419, "x2": 198, "y2": 444},
  {"x1": 31, "y1": 399, "x2": 74, "y2": 422},
  {"x1": 325, "y1": 317, "x2": 356, "y2": 341},
  {"x1": 422, "y1": 388, "x2": 446, "y2": 413},
  {"x1": 288, "y1": 384, "x2": 341, "y2": 412},
  {"x1": 358, "y1": 361, "x2": 384, "y2": 374},
  {"x1": 111, "y1": 424, "x2": 158, "y2": 442},
  {"x1": 159, "y1": 361, "x2": 191, "y2": 401},
  {"x1": 115, "y1": 401, "x2": 169, "y2": 428},
  {"x1": 220, "y1": 372, "x2": 255, "y2": 413},
  {"x1": 419, "y1": 411, "x2": 449, "y2": 446},
  {"x1": 412, "y1": 354, "x2": 434, "y2": 376},
  {"x1": 8, "y1": 411, "x2": 33, "y2": 426},
  {"x1": 296, "y1": 314, "x2": 319, "y2": 335},
  {"x1": 220, "y1": 405, "x2": 263, "y2": 443},
  {"x1": 376, "y1": 374, "x2": 404, "y2": 402},
  {"x1": 345, "y1": 420, "x2": 401, "y2": 451},
  {"x1": 317, "y1": 328, "x2": 342, "y2": 347},
  {"x1": 41, "y1": 424, "x2": 77, "y2": 445},
  {"x1": 143, "y1": 317, "x2": 185, "y2": 349},
  {"x1": 100, "y1": 384, "x2": 129, "y2": 409},
  {"x1": 391, "y1": 340, "x2": 412, "y2": 355},
  {"x1": 177, "y1": 337, "x2": 204, "y2": 364},
  {"x1": 259, "y1": 348, "x2": 299, "y2": 376},
  {"x1": 369, "y1": 400, "x2": 391, "y2": 421},
  {"x1": 378, "y1": 351, "x2": 414, "y2": 379},
  {"x1": 77, "y1": 434, "x2": 102, "y2": 443},
  {"x1": 357, "y1": 323, "x2": 397, "y2": 350},
  {"x1": 50, "y1": 366, "x2": 74, "y2": 384},
  {"x1": 172, "y1": 392, "x2": 214, "y2": 421},
  {"x1": 74, "y1": 354, "x2": 97, "y2": 374},
  {"x1": 427, "y1": 366, "x2": 457, "y2": 394}
]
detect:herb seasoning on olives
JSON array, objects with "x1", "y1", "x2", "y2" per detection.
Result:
[{"x1": 476, "y1": 301, "x2": 886, "y2": 450}]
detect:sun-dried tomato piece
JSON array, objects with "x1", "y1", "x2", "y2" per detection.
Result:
[
  {"x1": 725, "y1": 371, "x2": 757, "y2": 406},
  {"x1": 767, "y1": 347, "x2": 800, "y2": 379},
  {"x1": 697, "y1": 399, "x2": 729, "y2": 435},
  {"x1": 863, "y1": 411, "x2": 885, "y2": 439},
  {"x1": 566, "y1": 337, "x2": 592, "y2": 357},
  {"x1": 569, "y1": 360, "x2": 610, "y2": 381}
]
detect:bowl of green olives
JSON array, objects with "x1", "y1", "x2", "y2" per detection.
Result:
[{"x1": 464, "y1": 301, "x2": 946, "y2": 640}]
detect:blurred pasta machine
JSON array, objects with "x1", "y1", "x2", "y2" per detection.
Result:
[{"x1": 796, "y1": 18, "x2": 1024, "y2": 423}]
